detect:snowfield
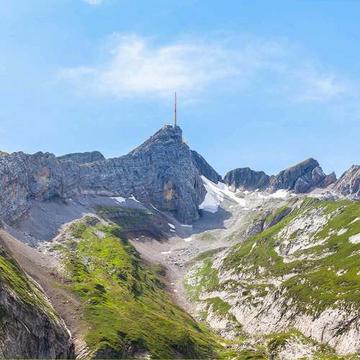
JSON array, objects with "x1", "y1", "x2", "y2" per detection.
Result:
[{"x1": 199, "y1": 176, "x2": 246, "y2": 213}]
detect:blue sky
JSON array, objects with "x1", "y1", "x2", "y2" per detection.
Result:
[{"x1": 1, "y1": 0, "x2": 360, "y2": 177}]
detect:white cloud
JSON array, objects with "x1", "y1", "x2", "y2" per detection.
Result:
[
  {"x1": 59, "y1": 33, "x2": 350, "y2": 103},
  {"x1": 82, "y1": 0, "x2": 103, "y2": 6},
  {"x1": 293, "y1": 71, "x2": 346, "y2": 102}
]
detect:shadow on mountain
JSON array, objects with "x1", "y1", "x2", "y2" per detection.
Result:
[{"x1": 191, "y1": 207, "x2": 232, "y2": 235}]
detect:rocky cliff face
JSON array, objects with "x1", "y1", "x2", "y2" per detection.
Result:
[
  {"x1": 224, "y1": 167, "x2": 270, "y2": 191},
  {"x1": 269, "y1": 158, "x2": 336, "y2": 193},
  {"x1": 333, "y1": 165, "x2": 360, "y2": 199},
  {"x1": 191, "y1": 150, "x2": 222, "y2": 184},
  {"x1": 79, "y1": 126, "x2": 205, "y2": 223},
  {"x1": 0, "y1": 125, "x2": 205, "y2": 225},
  {"x1": 0, "y1": 241, "x2": 73, "y2": 358},
  {"x1": 224, "y1": 158, "x2": 336, "y2": 193},
  {"x1": 58, "y1": 150, "x2": 105, "y2": 164}
]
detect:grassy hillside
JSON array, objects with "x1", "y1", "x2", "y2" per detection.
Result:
[
  {"x1": 0, "y1": 244, "x2": 57, "y2": 320},
  {"x1": 223, "y1": 198, "x2": 360, "y2": 314},
  {"x1": 185, "y1": 198, "x2": 360, "y2": 359},
  {"x1": 56, "y1": 217, "x2": 218, "y2": 359}
]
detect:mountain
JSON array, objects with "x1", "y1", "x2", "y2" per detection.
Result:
[
  {"x1": 224, "y1": 167, "x2": 270, "y2": 191},
  {"x1": 333, "y1": 165, "x2": 360, "y2": 199},
  {"x1": 1, "y1": 125, "x2": 360, "y2": 359},
  {"x1": 58, "y1": 151, "x2": 105, "y2": 164},
  {"x1": 225, "y1": 158, "x2": 337, "y2": 193},
  {"x1": 0, "y1": 125, "x2": 206, "y2": 225},
  {"x1": 191, "y1": 150, "x2": 222, "y2": 184},
  {"x1": 185, "y1": 196, "x2": 360, "y2": 357}
]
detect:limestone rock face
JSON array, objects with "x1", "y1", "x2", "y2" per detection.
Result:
[
  {"x1": 0, "y1": 125, "x2": 204, "y2": 225},
  {"x1": 333, "y1": 165, "x2": 360, "y2": 199},
  {"x1": 224, "y1": 158, "x2": 336, "y2": 193},
  {"x1": 224, "y1": 167, "x2": 270, "y2": 191},
  {"x1": 79, "y1": 126, "x2": 205, "y2": 223},
  {"x1": 191, "y1": 150, "x2": 222, "y2": 184},
  {"x1": 0, "y1": 244, "x2": 74, "y2": 358},
  {"x1": 269, "y1": 158, "x2": 335, "y2": 193},
  {"x1": 58, "y1": 151, "x2": 105, "y2": 164}
]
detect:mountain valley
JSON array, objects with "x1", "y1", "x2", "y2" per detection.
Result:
[{"x1": 1, "y1": 125, "x2": 360, "y2": 359}]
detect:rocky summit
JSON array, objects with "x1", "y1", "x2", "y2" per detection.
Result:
[
  {"x1": 1, "y1": 125, "x2": 360, "y2": 360},
  {"x1": 0, "y1": 125, "x2": 208, "y2": 225},
  {"x1": 225, "y1": 158, "x2": 337, "y2": 193},
  {"x1": 224, "y1": 167, "x2": 270, "y2": 191},
  {"x1": 333, "y1": 165, "x2": 360, "y2": 199}
]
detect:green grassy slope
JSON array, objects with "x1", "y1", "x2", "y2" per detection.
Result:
[
  {"x1": 223, "y1": 198, "x2": 360, "y2": 314},
  {"x1": 185, "y1": 198, "x2": 360, "y2": 359},
  {"x1": 0, "y1": 244, "x2": 58, "y2": 320},
  {"x1": 57, "y1": 217, "x2": 218, "y2": 359}
]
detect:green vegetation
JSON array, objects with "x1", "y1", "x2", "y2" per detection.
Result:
[
  {"x1": 0, "y1": 247, "x2": 57, "y2": 319},
  {"x1": 264, "y1": 205, "x2": 291, "y2": 227},
  {"x1": 206, "y1": 297, "x2": 231, "y2": 316},
  {"x1": 185, "y1": 198, "x2": 360, "y2": 359},
  {"x1": 60, "y1": 218, "x2": 218, "y2": 359},
  {"x1": 221, "y1": 198, "x2": 360, "y2": 314},
  {"x1": 95, "y1": 206, "x2": 152, "y2": 228},
  {"x1": 184, "y1": 254, "x2": 220, "y2": 302}
]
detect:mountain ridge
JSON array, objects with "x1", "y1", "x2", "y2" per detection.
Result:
[{"x1": 1, "y1": 125, "x2": 360, "y2": 359}]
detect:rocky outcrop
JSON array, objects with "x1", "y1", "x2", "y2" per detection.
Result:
[
  {"x1": 225, "y1": 158, "x2": 336, "y2": 194},
  {"x1": 79, "y1": 126, "x2": 205, "y2": 223},
  {"x1": 0, "y1": 125, "x2": 205, "y2": 225},
  {"x1": 333, "y1": 165, "x2": 360, "y2": 199},
  {"x1": 0, "y1": 151, "x2": 76, "y2": 223},
  {"x1": 224, "y1": 167, "x2": 270, "y2": 191},
  {"x1": 58, "y1": 151, "x2": 105, "y2": 164},
  {"x1": 269, "y1": 158, "x2": 336, "y2": 193},
  {"x1": 191, "y1": 150, "x2": 222, "y2": 184},
  {"x1": 0, "y1": 243, "x2": 73, "y2": 358}
]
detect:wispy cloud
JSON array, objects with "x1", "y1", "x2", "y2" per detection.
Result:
[
  {"x1": 82, "y1": 0, "x2": 103, "y2": 6},
  {"x1": 59, "y1": 33, "x2": 351, "y2": 103}
]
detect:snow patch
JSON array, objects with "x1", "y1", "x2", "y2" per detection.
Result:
[
  {"x1": 183, "y1": 237, "x2": 193, "y2": 242},
  {"x1": 256, "y1": 189, "x2": 292, "y2": 199},
  {"x1": 161, "y1": 251, "x2": 172, "y2": 255},
  {"x1": 199, "y1": 176, "x2": 246, "y2": 213},
  {"x1": 130, "y1": 195, "x2": 141, "y2": 203},
  {"x1": 199, "y1": 191, "x2": 221, "y2": 213},
  {"x1": 111, "y1": 196, "x2": 126, "y2": 203}
]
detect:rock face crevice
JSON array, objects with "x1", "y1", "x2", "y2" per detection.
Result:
[{"x1": 0, "y1": 125, "x2": 205, "y2": 224}]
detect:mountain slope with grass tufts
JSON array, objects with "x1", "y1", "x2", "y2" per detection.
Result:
[
  {"x1": 0, "y1": 238, "x2": 74, "y2": 358},
  {"x1": 185, "y1": 197, "x2": 360, "y2": 358},
  {"x1": 49, "y1": 216, "x2": 221, "y2": 359}
]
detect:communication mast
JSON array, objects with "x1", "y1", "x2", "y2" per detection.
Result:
[{"x1": 174, "y1": 92, "x2": 177, "y2": 127}]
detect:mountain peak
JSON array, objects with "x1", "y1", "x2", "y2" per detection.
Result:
[
  {"x1": 225, "y1": 158, "x2": 336, "y2": 193},
  {"x1": 129, "y1": 125, "x2": 183, "y2": 155}
]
